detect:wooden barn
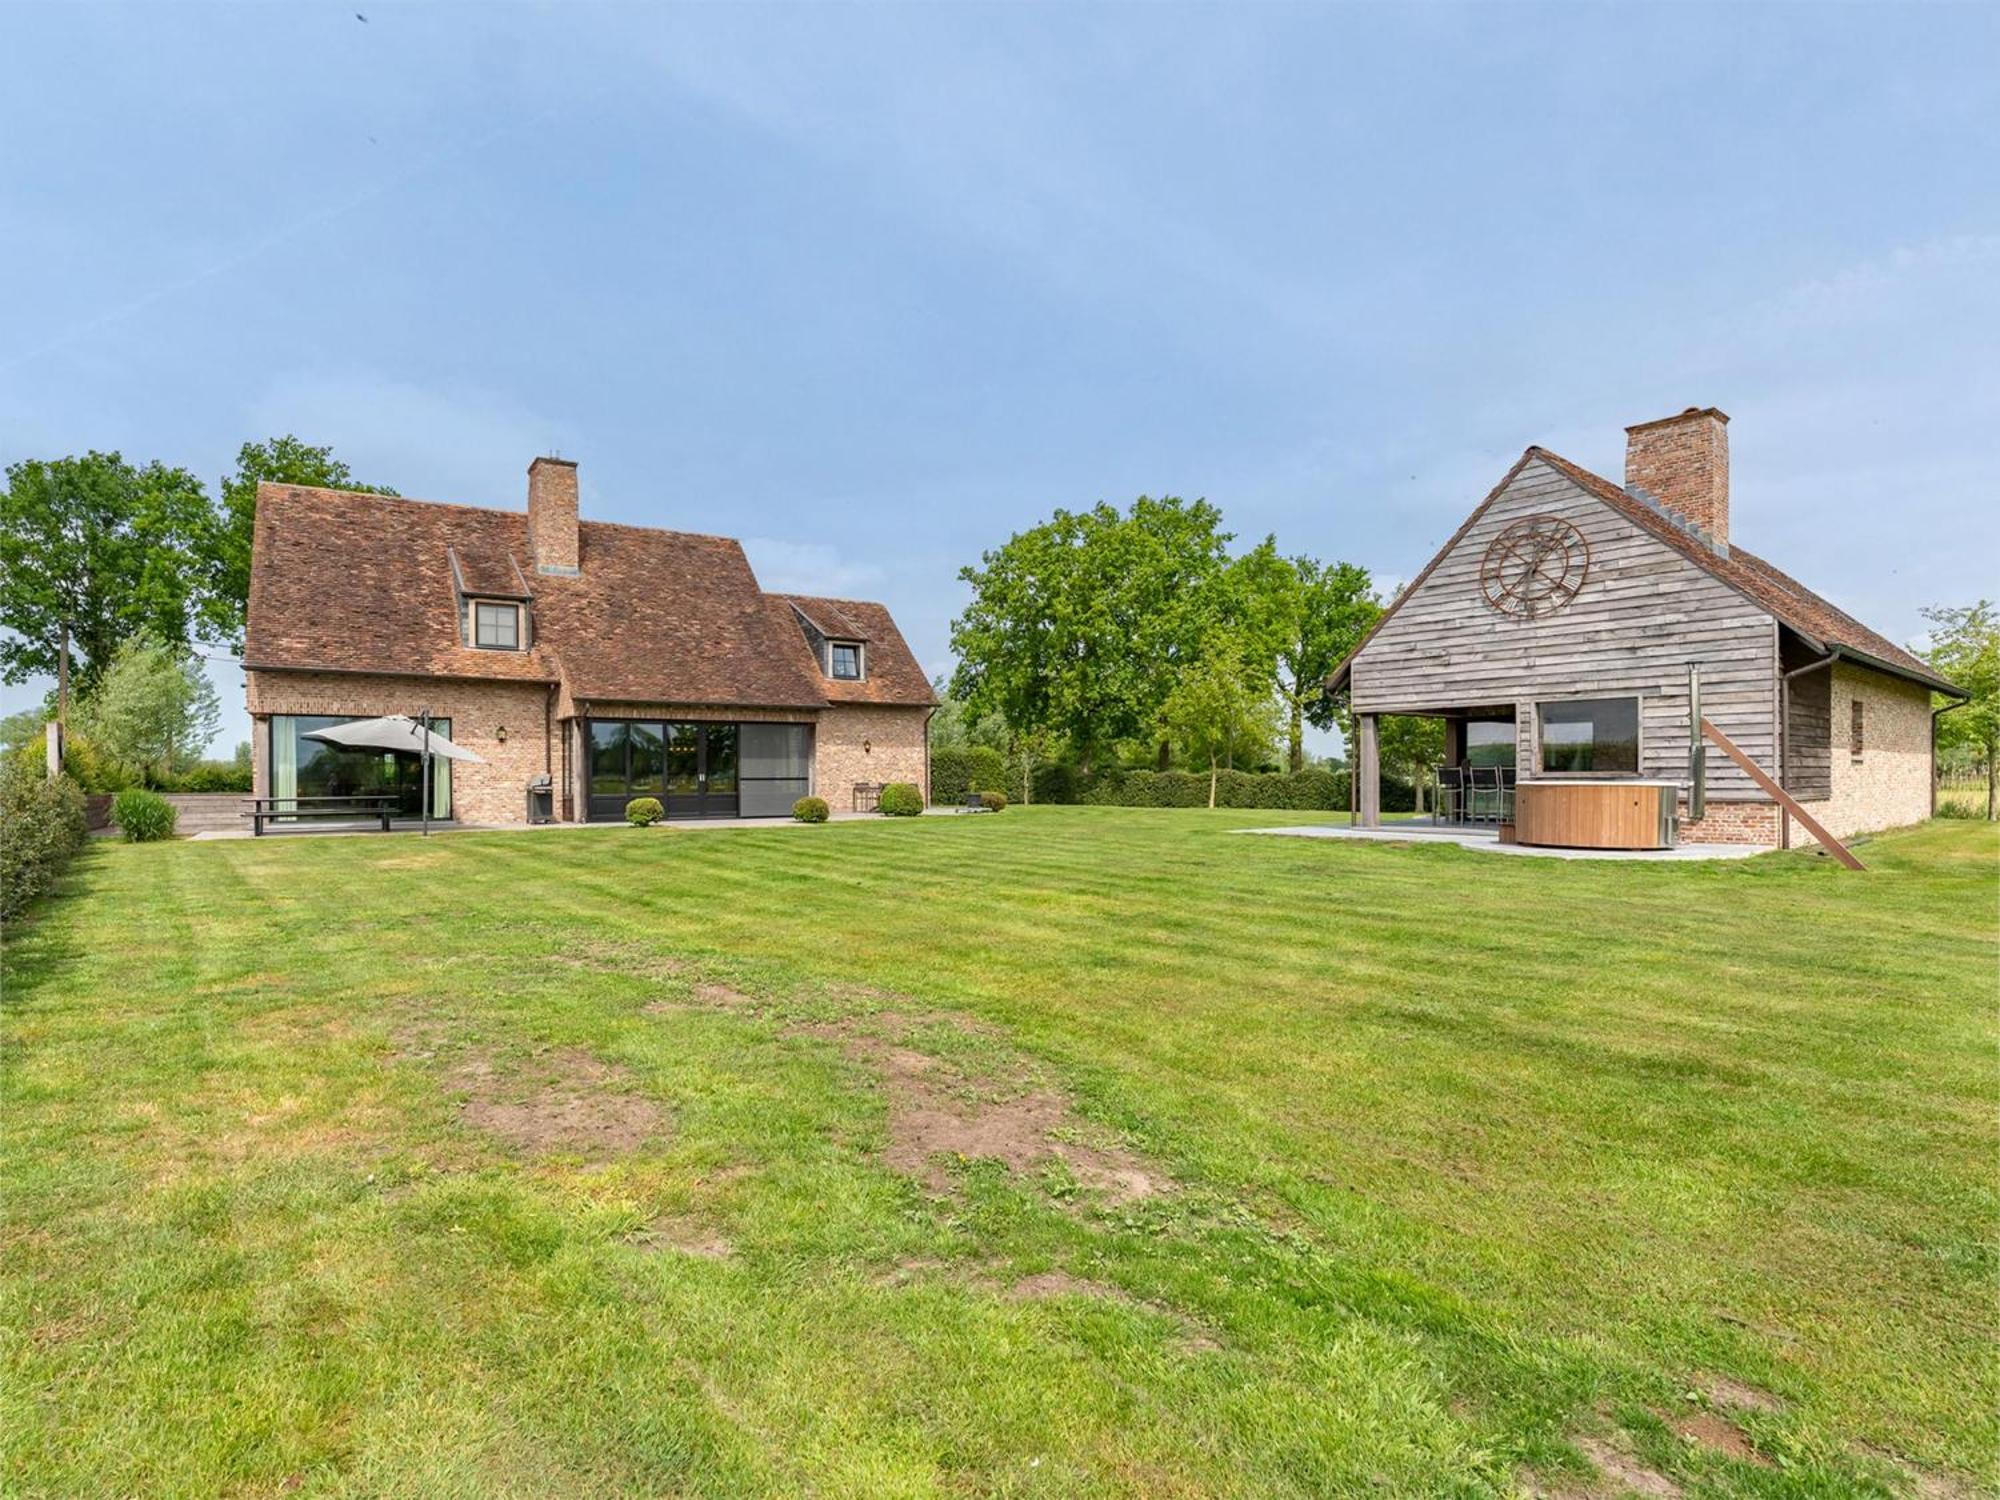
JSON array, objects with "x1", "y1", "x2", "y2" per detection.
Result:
[{"x1": 1328, "y1": 407, "x2": 1963, "y2": 852}]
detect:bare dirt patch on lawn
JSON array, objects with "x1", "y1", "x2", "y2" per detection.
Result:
[
  {"x1": 625, "y1": 1213, "x2": 732, "y2": 1259},
  {"x1": 1695, "y1": 1375, "x2": 1782, "y2": 1416},
  {"x1": 448, "y1": 1047, "x2": 669, "y2": 1159},
  {"x1": 1566, "y1": 1436, "x2": 1681, "y2": 1499},
  {"x1": 807, "y1": 1014, "x2": 1163, "y2": 1204},
  {"x1": 1667, "y1": 1409, "x2": 1768, "y2": 1466}
]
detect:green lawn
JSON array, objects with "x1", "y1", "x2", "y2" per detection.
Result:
[{"x1": 3, "y1": 808, "x2": 1994, "y2": 1498}]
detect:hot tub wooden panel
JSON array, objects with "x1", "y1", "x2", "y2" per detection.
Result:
[{"x1": 1514, "y1": 781, "x2": 1675, "y2": 850}]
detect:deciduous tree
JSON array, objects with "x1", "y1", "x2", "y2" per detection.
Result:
[
  {"x1": 1923, "y1": 600, "x2": 1999, "y2": 820},
  {"x1": 74, "y1": 635, "x2": 220, "y2": 784},
  {"x1": 1159, "y1": 639, "x2": 1280, "y2": 807},
  {"x1": 0, "y1": 453, "x2": 213, "y2": 691},
  {"x1": 950, "y1": 497, "x2": 1240, "y2": 769}
]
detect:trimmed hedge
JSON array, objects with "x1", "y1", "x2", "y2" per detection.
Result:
[
  {"x1": 0, "y1": 760, "x2": 89, "y2": 920},
  {"x1": 112, "y1": 788, "x2": 177, "y2": 842},
  {"x1": 792, "y1": 795, "x2": 830, "y2": 823},
  {"x1": 929, "y1": 745, "x2": 1009, "y2": 805},
  {"x1": 878, "y1": 782, "x2": 924, "y2": 817},
  {"x1": 160, "y1": 761, "x2": 253, "y2": 793},
  {"x1": 979, "y1": 790, "x2": 1007, "y2": 812},
  {"x1": 1076, "y1": 767, "x2": 1353, "y2": 811},
  {"x1": 624, "y1": 797, "x2": 664, "y2": 826}
]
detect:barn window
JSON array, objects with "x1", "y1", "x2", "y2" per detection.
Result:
[{"x1": 1850, "y1": 698, "x2": 1864, "y2": 760}]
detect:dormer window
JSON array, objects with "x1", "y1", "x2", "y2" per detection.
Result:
[
  {"x1": 830, "y1": 642, "x2": 863, "y2": 680},
  {"x1": 473, "y1": 601, "x2": 522, "y2": 651}
]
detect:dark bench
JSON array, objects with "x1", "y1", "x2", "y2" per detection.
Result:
[
  {"x1": 962, "y1": 790, "x2": 988, "y2": 811},
  {"x1": 245, "y1": 795, "x2": 398, "y2": 836}
]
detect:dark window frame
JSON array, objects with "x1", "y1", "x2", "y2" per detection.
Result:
[
  {"x1": 472, "y1": 600, "x2": 522, "y2": 651},
  {"x1": 1533, "y1": 695, "x2": 1642, "y2": 778},
  {"x1": 829, "y1": 641, "x2": 863, "y2": 680}
]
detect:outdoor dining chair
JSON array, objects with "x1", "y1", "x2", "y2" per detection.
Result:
[
  {"x1": 1468, "y1": 766, "x2": 1503, "y2": 823},
  {"x1": 1435, "y1": 765, "x2": 1468, "y2": 824}
]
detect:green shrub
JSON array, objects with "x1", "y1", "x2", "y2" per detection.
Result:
[
  {"x1": 979, "y1": 790, "x2": 1007, "y2": 812},
  {"x1": 930, "y1": 745, "x2": 1010, "y2": 804},
  {"x1": 792, "y1": 796, "x2": 830, "y2": 823},
  {"x1": 624, "y1": 797, "x2": 664, "y2": 826},
  {"x1": 0, "y1": 760, "x2": 89, "y2": 920},
  {"x1": 878, "y1": 782, "x2": 923, "y2": 817},
  {"x1": 161, "y1": 760, "x2": 253, "y2": 793},
  {"x1": 112, "y1": 788, "x2": 177, "y2": 842}
]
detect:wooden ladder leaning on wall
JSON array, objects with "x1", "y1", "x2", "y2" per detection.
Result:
[{"x1": 1698, "y1": 717, "x2": 1865, "y2": 871}]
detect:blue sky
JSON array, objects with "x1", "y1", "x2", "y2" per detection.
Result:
[{"x1": 3, "y1": 2, "x2": 1994, "y2": 757}]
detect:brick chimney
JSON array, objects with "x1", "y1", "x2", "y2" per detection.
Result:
[
  {"x1": 527, "y1": 457, "x2": 580, "y2": 575},
  {"x1": 1624, "y1": 407, "x2": 1730, "y2": 551}
]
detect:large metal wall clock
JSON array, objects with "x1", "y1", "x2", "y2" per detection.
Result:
[{"x1": 1479, "y1": 515, "x2": 1590, "y2": 619}]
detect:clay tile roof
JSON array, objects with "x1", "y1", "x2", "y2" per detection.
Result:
[
  {"x1": 1329, "y1": 447, "x2": 1963, "y2": 698},
  {"x1": 449, "y1": 541, "x2": 532, "y2": 600},
  {"x1": 1527, "y1": 449, "x2": 1961, "y2": 695},
  {"x1": 771, "y1": 594, "x2": 937, "y2": 706},
  {"x1": 245, "y1": 484, "x2": 937, "y2": 709}
]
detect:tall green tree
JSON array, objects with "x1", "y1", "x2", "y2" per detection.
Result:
[
  {"x1": 0, "y1": 453, "x2": 214, "y2": 693},
  {"x1": 1158, "y1": 638, "x2": 1281, "y2": 808},
  {"x1": 1253, "y1": 554, "x2": 1381, "y2": 773},
  {"x1": 1922, "y1": 600, "x2": 2000, "y2": 820},
  {"x1": 207, "y1": 436, "x2": 397, "y2": 645},
  {"x1": 950, "y1": 497, "x2": 1241, "y2": 770},
  {"x1": 73, "y1": 635, "x2": 220, "y2": 784}
]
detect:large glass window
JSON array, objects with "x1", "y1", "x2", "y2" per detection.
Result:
[
  {"x1": 665, "y1": 723, "x2": 701, "y2": 796},
  {"x1": 590, "y1": 720, "x2": 630, "y2": 796},
  {"x1": 270, "y1": 715, "x2": 451, "y2": 819},
  {"x1": 628, "y1": 722, "x2": 665, "y2": 793},
  {"x1": 474, "y1": 601, "x2": 520, "y2": 649},
  {"x1": 830, "y1": 643, "x2": 862, "y2": 680},
  {"x1": 1537, "y1": 697, "x2": 1639, "y2": 775},
  {"x1": 1465, "y1": 720, "x2": 1516, "y2": 769}
]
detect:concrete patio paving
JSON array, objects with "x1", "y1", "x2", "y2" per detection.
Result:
[{"x1": 1241, "y1": 822, "x2": 1769, "y2": 861}]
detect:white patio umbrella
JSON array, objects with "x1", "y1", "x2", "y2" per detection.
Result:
[{"x1": 301, "y1": 711, "x2": 485, "y2": 836}]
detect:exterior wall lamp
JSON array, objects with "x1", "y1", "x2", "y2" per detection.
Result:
[{"x1": 496, "y1": 725, "x2": 509, "y2": 743}]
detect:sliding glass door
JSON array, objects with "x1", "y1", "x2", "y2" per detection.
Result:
[
  {"x1": 270, "y1": 714, "x2": 451, "y2": 820},
  {"x1": 588, "y1": 718, "x2": 763, "y2": 819}
]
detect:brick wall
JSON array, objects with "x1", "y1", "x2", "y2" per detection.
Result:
[
  {"x1": 815, "y1": 703, "x2": 931, "y2": 809},
  {"x1": 1789, "y1": 662, "x2": 1933, "y2": 844},
  {"x1": 1678, "y1": 800, "x2": 1779, "y2": 846},
  {"x1": 247, "y1": 670, "x2": 556, "y2": 825}
]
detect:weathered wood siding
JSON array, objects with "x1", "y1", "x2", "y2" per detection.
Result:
[{"x1": 1350, "y1": 458, "x2": 1779, "y2": 800}]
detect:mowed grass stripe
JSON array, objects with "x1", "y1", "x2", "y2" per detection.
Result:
[{"x1": 3, "y1": 807, "x2": 1993, "y2": 1497}]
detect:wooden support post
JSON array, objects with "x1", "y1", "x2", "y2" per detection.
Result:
[
  {"x1": 1700, "y1": 717, "x2": 1864, "y2": 871},
  {"x1": 1357, "y1": 714, "x2": 1381, "y2": 829}
]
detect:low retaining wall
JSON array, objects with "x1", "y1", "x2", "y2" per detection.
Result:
[{"x1": 86, "y1": 792, "x2": 248, "y2": 836}]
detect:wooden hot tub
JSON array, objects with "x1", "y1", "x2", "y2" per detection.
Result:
[{"x1": 1513, "y1": 779, "x2": 1679, "y2": 850}]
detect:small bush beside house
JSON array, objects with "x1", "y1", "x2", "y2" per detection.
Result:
[
  {"x1": 0, "y1": 760, "x2": 89, "y2": 920},
  {"x1": 980, "y1": 790, "x2": 1007, "y2": 811},
  {"x1": 792, "y1": 796, "x2": 830, "y2": 823},
  {"x1": 625, "y1": 797, "x2": 664, "y2": 826},
  {"x1": 878, "y1": 783, "x2": 923, "y2": 817},
  {"x1": 111, "y1": 788, "x2": 177, "y2": 843}
]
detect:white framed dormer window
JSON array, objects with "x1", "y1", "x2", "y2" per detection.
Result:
[
  {"x1": 829, "y1": 642, "x2": 863, "y2": 680},
  {"x1": 473, "y1": 600, "x2": 522, "y2": 651}
]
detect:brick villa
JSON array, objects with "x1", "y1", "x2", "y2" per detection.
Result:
[
  {"x1": 244, "y1": 458, "x2": 936, "y2": 824},
  {"x1": 1330, "y1": 407, "x2": 1963, "y2": 849}
]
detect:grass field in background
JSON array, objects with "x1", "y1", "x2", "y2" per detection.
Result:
[{"x1": 3, "y1": 808, "x2": 1994, "y2": 1498}]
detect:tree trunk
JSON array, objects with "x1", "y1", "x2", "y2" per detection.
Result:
[
  {"x1": 1988, "y1": 746, "x2": 1996, "y2": 821},
  {"x1": 1156, "y1": 739, "x2": 1170, "y2": 772},
  {"x1": 1208, "y1": 753, "x2": 1218, "y2": 809},
  {"x1": 1288, "y1": 698, "x2": 1304, "y2": 774}
]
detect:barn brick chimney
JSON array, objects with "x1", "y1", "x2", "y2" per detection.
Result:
[
  {"x1": 527, "y1": 457, "x2": 580, "y2": 575},
  {"x1": 1624, "y1": 407, "x2": 1730, "y2": 552}
]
